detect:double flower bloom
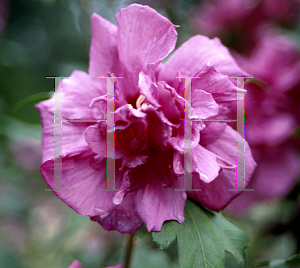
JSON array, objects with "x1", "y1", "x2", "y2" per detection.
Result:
[{"x1": 36, "y1": 4, "x2": 256, "y2": 234}]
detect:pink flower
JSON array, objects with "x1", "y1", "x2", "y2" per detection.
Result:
[
  {"x1": 68, "y1": 260, "x2": 123, "y2": 268},
  {"x1": 68, "y1": 260, "x2": 83, "y2": 268},
  {"x1": 227, "y1": 31, "x2": 300, "y2": 213},
  {"x1": 192, "y1": 0, "x2": 254, "y2": 38},
  {"x1": 191, "y1": 0, "x2": 300, "y2": 53},
  {"x1": 36, "y1": 4, "x2": 256, "y2": 233}
]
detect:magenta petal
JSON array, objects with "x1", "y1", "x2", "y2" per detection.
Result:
[
  {"x1": 192, "y1": 145, "x2": 222, "y2": 183},
  {"x1": 40, "y1": 146, "x2": 117, "y2": 217},
  {"x1": 157, "y1": 81, "x2": 185, "y2": 122},
  {"x1": 104, "y1": 265, "x2": 124, "y2": 268},
  {"x1": 127, "y1": 155, "x2": 186, "y2": 232},
  {"x1": 91, "y1": 192, "x2": 143, "y2": 234},
  {"x1": 246, "y1": 113, "x2": 296, "y2": 146},
  {"x1": 192, "y1": 65, "x2": 243, "y2": 104},
  {"x1": 188, "y1": 125, "x2": 256, "y2": 211},
  {"x1": 235, "y1": 31, "x2": 300, "y2": 93},
  {"x1": 58, "y1": 71, "x2": 105, "y2": 118},
  {"x1": 120, "y1": 154, "x2": 148, "y2": 170},
  {"x1": 200, "y1": 121, "x2": 227, "y2": 146},
  {"x1": 35, "y1": 71, "x2": 103, "y2": 162},
  {"x1": 88, "y1": 95, "x2": 108, "y2": 119},
  {"x1": 228, "y1": 145, "x2": 300, "y2": 213},
  {"x1": 85, "y1": 105, "x2": 148, "y2": 159},
  {"x1": 173, "y1": 145, "x2": 221, "y2": 183},
  {"x1": 169, "y1": 120, "x2": 204, "y2": 152},
  {"x1": 68, "y1": 260, "x2": 83, "y2": 268},
  {"x1": 144, "y1": 105, "x2": 173, "y2": 148},
  {"x1": 159, "y1": 35, "x2": 247, "y2": 84},
  {"x1": 192, "y1": 90, "x2": 218, "y2": 119},
  {"x1": 85, "y1": 123, "x2": 107, "y2": 157},
  {"x1": 139, "y1": 71, "x2": 185, "y2": 124},
  {"x1": 205, "y1": 125, "x2": 256, "y2": 187},
  {"x1": 189, "y1": 169, "x2": 239, "y2": 211},
  {"x1": 135, "y1": 180, "x2": 186, "y2": 231},
  {"x1": 115, "y1": 4, "x2": 177, "y2": 100},
  {"x1": 36, "y1": 4, "x2": 261, "y2": 235},
  {"x1": 115, "y1": 120, "x2": 148, "y2": 157},
  {"x1": 139, "y1": 72, "x2": 161, "y2": 108},
  {"x1": 89, "y1": 13, "x2": 120, "y2": 77}
]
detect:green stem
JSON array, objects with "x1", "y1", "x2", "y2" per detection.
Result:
[
  {"x1": 124, "y1": 234, "x2": 134, "y2": 268},
  {"x1": 11, "y1": 92, "x2": 53, "y2": 113}
]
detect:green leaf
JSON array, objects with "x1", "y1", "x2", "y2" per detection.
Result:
[
  {"x1": 152, "y1": 220, "x2": 178, "y2": 249},
  {"x1": 152, "y1": 200, "x2": 249, "y2": 268},
  {"x1": 251, "y1": 260, "x2": 271, "y2": 268},
  {"x1": 131, "y1": 243, "x2": 178, "y2": 268},
  {"x1": 251, "y1": 254, "x2": 300, "y2": 268},
  {"x1": 286, "y1": 254, "x2": 300, "y2": 265}
]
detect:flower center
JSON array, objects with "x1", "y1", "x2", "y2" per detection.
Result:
[{"x1": 127, "y1": 95, "x2": 148, "y2": 110}]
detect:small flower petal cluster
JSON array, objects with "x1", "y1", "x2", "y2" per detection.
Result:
[{"x1": 36, "y1": 4, "x2": 256, "y2": 233}]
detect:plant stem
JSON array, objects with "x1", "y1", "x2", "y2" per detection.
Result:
[{"x1": 124, "y1": 234, "x2": 134, "y2": 268}]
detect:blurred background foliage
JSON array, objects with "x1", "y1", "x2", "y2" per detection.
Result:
[{"x1": 0, "y1": 0, "x2": 300, "y2": 267}]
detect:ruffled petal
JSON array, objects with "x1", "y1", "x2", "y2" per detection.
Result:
[
  {"x1": 35, "y1": 71, "x2": 103, "y2": 162},
  {"x1": 192, "y1": 89, "x2": 218, "y2": 119},
  {"x1": 139, "y1": 71, "x2": 185, "y2": 124},
  {"x1": 58, "y1": 71, "x2": 105, "y2": 117},
  {"x1": 139, "y1": 71, "x2": 161, "y2": 108},
  {"x1": 85, "y1": 104, "x2": 148, "y2": 159},
  {"x1": 188, "y1": 125, "x2": 256, "y2": 211},
  {"x1": 40, "y1": 146, "x2": 118, "y2": 217},
  {"x1": 192, "y1": 65, "x2": 244, "y2": 104},
  {"x1": 168, "y1": 120, "x2": 205, "y2": 152},
  {"x1": 200, "y1": 121, "x2": 227, "y2": 146},
  {"x1": 159, "y1": 35, "x2": 247, "y2": 85},
  {"x1": 144, "y1": 105, "x2": 173, "y2": 148},
  {"x1": 115, "y1": 150, "x2": 186, "y2": 231},
  {"x1": 91, "y1": 192, "x2": 143, "y2": 234},
  {"x1": 115, "y1": 4, "x2": 178, "y2": 100},
  {"x1": 120, "y1": 154, "x2": 148, "y2": 170},
  {"x1": 89, "y1": 14, "x2": 120, "y2": 77},
  {"x1": 84, "y1": 122, "x2": 107, "y2": 157},
  {"x1": 135, "y1": 179, "x2": 186, "y2": 232},
  {"x1": 129, "y1": 154, "x2": 186, "y2": 231},
  {"x1": 157, "y1": 81, "x2": 184, "y2": 121},
  {"x1": 191, "y1": 145, "x2": 221, "y2": 182},
  {"x1": 173, "y1": 144, "x2": 234, "y2": 183}
]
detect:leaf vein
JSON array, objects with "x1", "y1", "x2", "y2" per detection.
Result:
[
  {"x1": 193, "y1": 249, "x2": 201, "y2": 268},
  {"x1": 186, "y1": 204, "x2": 207, "y2": 268},
  {"x1": 183, "y1": 232, "x2": 196, "y2": 263}
]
